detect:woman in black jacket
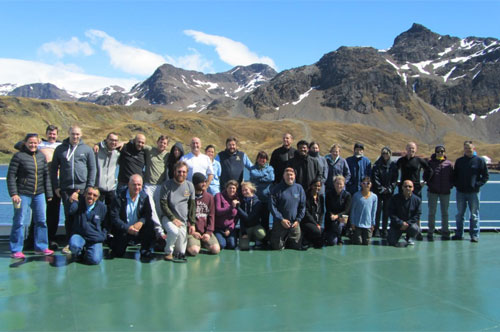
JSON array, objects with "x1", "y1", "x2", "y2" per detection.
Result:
[
  {"x1": 324, "y1": 175, "x2": 352, "y2": 246},
  {"x1": 301, "y1": 178, "x2": 324, "y2": 248},
  {"x1": 7, "y1": 133, "x2": 53, "y2": 259}
]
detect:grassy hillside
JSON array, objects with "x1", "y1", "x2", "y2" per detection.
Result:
[{"x1": 1, "y1": 96, "x2": 499, "y2": 165}]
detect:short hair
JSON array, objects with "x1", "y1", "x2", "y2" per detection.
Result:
[
  {"x1": 226, "y1": 136, "x2": 238, "y2": 145},
  {"x1": 240, "y1": 181, "x2": 256, "y2": 193},
  {"x1": 85, "y1": 186, "x2": 101, "y2": 197},
  {"x1": 106, "y1": 132, "x2": 118, "y2": 139},
  {"x1": 329, "y1": 144, "x2": 341, "y2": 152},
  {"x1": 361, "y1": 176, "x2": 371, "y2": 183},
  {"x1": 68, "y1": 125, "x2": 81, "y2": 134},
  {"x1": 205, "y1": 144, "x2": 216, "y2": 152},
  {"x1": 309, "y1": 141, "x2": 319, "y2": 150},
  {"x1": 255, "y1": 150, "x2": 269, "y2": 163},
  {"x1": 157, "y1": 135, "x2": 169, "y2": 142},
  {"x1": 174, "y1": 160, "x2": 188, "y2": 171},
  {"x1": 45, "y1": 125, "x2": 58, "y2": 134},
  {"x1": 297, "y1": 140, "x2": 309, "y2": 148},
  {"x1": 284, "y1": 167, "x2": 296, "y2": 174},
  {"x1": 464, "y1": 140, "x2": 474, "y2": 146},
  {"x1": 333, "y1": 175, "x2": 345, "y2": 184},
  {"x1": 283, "y1": 133, "x2": 293, "y2": 139},
  {"x1": 225, "y1": 179, "x2": 239, "y2": 189},
  {"x1": 24, "y1": 133, "x2": 39, "y2": 141}
]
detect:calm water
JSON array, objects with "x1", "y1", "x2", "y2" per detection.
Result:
[{"x1": 1, "y1": 165, "x2": 499, "y2": 226}]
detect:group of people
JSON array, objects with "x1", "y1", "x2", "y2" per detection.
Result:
[{"x1": 7, "y1": 126, "x2": 489, "y2": 264}]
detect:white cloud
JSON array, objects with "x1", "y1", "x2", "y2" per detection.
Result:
[
  {"x1": 86, "y1": 29, "x2": 166, "y2": 76},
  {"x1": 0, "y1": 58, "x2": 138, "y2": 93},
  {"x1": 39, "y1": 37, "x2": 94, "y2": 58},
  {"x1": 165, "y1": 48, "x2": 214, "y2": 73},
  {"x1": 184, "y1": 30, "x2": 277, "y2": 70}
]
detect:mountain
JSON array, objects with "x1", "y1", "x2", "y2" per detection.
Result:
[
  {"x1": 129, "y1": 63, "x2": 277, "y2": 112},
  {"x1": 233, "y1": 23, "x2": 500, "y2": 143},
  {"x1": 7, "y1": 83, "x2": 76, "y2": 101}
]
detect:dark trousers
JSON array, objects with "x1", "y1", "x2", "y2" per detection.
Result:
[
  {"x1": 61, "y1": 189, "x2": 80, "y2": 240},
  {"x1": 109, "y1": 222, "x2": 155, "y2": 257},
  {"x1": 26, "y1": 191, "x2": 61, "y2": 244},
  {"x1": 271, "y1": 221, "x2": 301, "y2": 250},
  {"x1": 374, "y1": 194, "x2": 391, "y2": 231},
  {"x1": 324, "y1": 220, "x2": 345, "y2": 246},
  {"x1": 98, "y1": 190, "x2": 116, "y2": 230},
  {"x1": 387, "y1": 223, "x2": 420, "y2": 246},
  {"x1": 301, "y1": 223, "x2": 323, "y2": 248}
]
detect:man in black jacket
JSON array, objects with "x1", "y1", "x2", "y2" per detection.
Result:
[
  {"x1": 270, "y1": 133, "x2": 296, "y2": 183},
  {"x1": 109, "y1": 174, "x2": 155, "y2": 258},
  {"x1": 117, "y1": 134, "x2": 147, "y2": 191},
  {"x1": 387, "y1": 180, "x2": 422, "y2": 247},
  {"x1": 287, "y1": 140, "x2": 321, "y2": 190},
  {"x1": 67, "y1": 187, "x2": 107, "y2": 265},
  {"x1": 452, "y1": 141, "x2": 489, "y2": 242}
]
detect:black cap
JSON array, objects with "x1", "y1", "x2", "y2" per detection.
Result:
[{"x1": 354, "y1": 142, "x2": 364, "y2": 150}]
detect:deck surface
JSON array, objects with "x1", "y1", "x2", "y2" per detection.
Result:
[{"x1": 1, "y1": 235, "x2": 500, "y2": 331}]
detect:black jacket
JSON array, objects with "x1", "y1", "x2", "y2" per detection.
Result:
[
  {"x1": 453, "y1": 155, "x2": 489, "y2": 193},
  {"x1": 110, "y1": 189, "x2": 153, "y2": 234},
  {"x1": 270, "y1": 146, "x2": 296, "y2": 183},
  {"x1": 287, "y1": 151, "x2": 321, "y2": 190},
  {"x1": 7, "y1": 145, "x2": 52, "y2": 198},
  {"x1": 371, "y1": 157, "x2": 398, "y2": 197},
  {"x1": 303, "y1": 194, "x2": 325, "y2": 226},
  {"x1": 69, "y1": 198, "x2": 107, "y2": 243},
  {"x1": 237, "y1": 195, "x2": 265, "y2": 233},
  {"x1": 117, "y1": 140, "x2": 146, "y2": 184},
  {"x1": 325, "y1": 189, "x2": 351, "y2": 227},
  {"x1": 389, "y1": 193, "x2": 421, "y2": 228}
]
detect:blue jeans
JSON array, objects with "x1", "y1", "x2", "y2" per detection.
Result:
[
  {"x1": 455, "y1": 191, "x2": 480, "y2": 238},
  {"x1": 69, "y1": 234, "x2": 103, "y2": 265},
  {"x1": 10, "y1": 194, "x2": 48, "y2": 253},
  {"x1": 214, "y1": 229, "x2": 236, "y2": 249}
]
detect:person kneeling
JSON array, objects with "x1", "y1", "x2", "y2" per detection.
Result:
[
  {"x1": 387, "y1": 180, "x2": 422, "y2": 247},
  {"x1": 349, "y1": 177, "x2": 377, "y2": 245},
  {"x1": 186, "y1": 173, "x2": 220, "y2": 256},
  {"x1": 68, "y1": 187, "x2": 107, "y2": 265},
  {"x1": 237, "y1": 182, "x2": 267, "y2": 250}
]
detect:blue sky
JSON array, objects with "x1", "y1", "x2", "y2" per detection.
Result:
[{"x1": 1, "y1": 0, "x2": 499, "y2": 92}]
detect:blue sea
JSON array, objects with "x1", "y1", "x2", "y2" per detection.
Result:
[{"x1": 1, "y1": 165, "x2": 499, "y2": 228}]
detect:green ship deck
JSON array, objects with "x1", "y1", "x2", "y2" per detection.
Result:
[{"x1": 1, "y1": 234, "x2": 500, "y2": 331}]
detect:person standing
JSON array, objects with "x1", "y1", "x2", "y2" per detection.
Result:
[
  {"x1": 270, "y1": 133, "x2": 296, "y2": 183},
  {"x1": 181, "y1": 137, "x2": 213, "y2": 185},
  {"x1": 95, "y1": 132, "x2": 120, "y2": 208},
  {"x1": 166, "y1": 142, "x2": 184, "y2": 180},
  {"x1": 387, "y1": 180, "x2": 422, "y2": 247},
  {"x1": 371, "y1": 147, "x2": 398, "y2": 238},
  {"x1": 270, "y1": 167, "x2": 306, "y2": 250},
  {"x1": 396, "y1": 142, "x2": 432, "y2": 198},
  {"x1": 424, "y1": 145, "x2": 454, "y2": 241},
  {"x1": 216, "y1": 136, "x2": 253, "y2": 190},
  {"x1": 287, "y1": 140, "x2": 321, "y2": 191},
  {"x1": 67, "y1": 187, "x2": 107, "y2": 265},
  {"x1": 308, "y1": 142, "x2": 328, "y2": 196},
  {"x1": 117, "y1": 134, "x2": 147, "y2": 191},
  {"x1": 346, "y1": 142, "x2": 372, "y2": 195},
  {"x1": 204, "y1": 145, "x2": 221, "y2": 195},
  {"x1": 143, "y1": 135, "x2": 170, "y2": 240},
  {"x1": 51, "y1": 125, "x2": 96, "y2": 254},
  {"x1": 8, "y1": 133, "x2": 54, "y2": 258},
  {"x1": 349, "y1": 177, "x2": 377, "y2": 245},
  {"x1": 452, "y1": 141, "x2": 489, "y2": 243},
  {"x1": 160, "y1": 161, "x2": 196, "y2": 260},
  {"x1": 324, "y1": 144, "x2": 351, "y2": 193}
]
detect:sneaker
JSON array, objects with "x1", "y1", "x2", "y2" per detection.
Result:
[
  {"x1": 35, "y1": 249, "x2": 54, "y2": 256},
  {"x1": 471, "y1": 236, "x2": 479, "y2": 243},
  {"x1": 11, "y1": 252, "x2": 26, "y2": 259},
  {"x1": 164, "y1": 253, "x2": 173, "y2": 261},
  {"x1": 416, "y1": 232, "x2": 423, "y2": 241},
  {"x1": 441, "y1": 233, "x2": 451, "y2": 241},
  {"x1": 451, "y1": 235, "x2": 463, "y2": 241},
  {"x1": 380, "y1": 229, "x2": 388, "y2": 238},
  {"x1": 61, "y1": 245, "x2": 71, "y2": 255},
  {"x1": 406, "y1": 238, "x2": 415, "y2": 245},
  {"x1": 373, "y1": 229, "x2": 381, "y2": 238},
  {"x1": 427, "y1": 233, "x2": 434, "y2": 242},
  {"x1": 140, "y1": 249, "x2": 153, "y2": 258}
]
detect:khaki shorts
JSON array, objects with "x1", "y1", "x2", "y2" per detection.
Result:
[{"x1": 187, "y1": 233, "x2": 219, "y2": 249}]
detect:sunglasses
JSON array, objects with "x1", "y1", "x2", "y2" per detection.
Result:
[
  {"x1": 403, "y1": 185, "x2": 413, "y2": 188},
  {"x1": 436, "y1": 150, "x2": 445, "y2": 153}
]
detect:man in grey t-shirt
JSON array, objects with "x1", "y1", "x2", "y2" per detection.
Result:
[{"x1": 160, "y1": 161, "x2": 196, "y2": 261}]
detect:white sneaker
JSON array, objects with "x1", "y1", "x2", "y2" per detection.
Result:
[{"x1": 62, "y1": 245, "x2": 71, "y2": 255}]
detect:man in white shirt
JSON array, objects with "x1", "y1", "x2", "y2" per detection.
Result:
[{"x1": 181, "y1": 137, "x2": 214, "y2": 185}]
